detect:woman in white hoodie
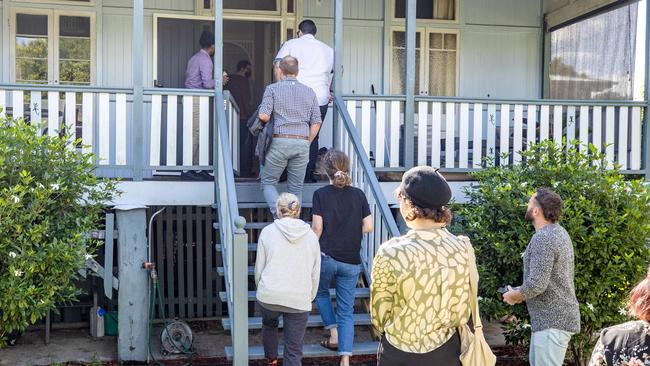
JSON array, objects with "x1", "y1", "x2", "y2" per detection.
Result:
[{"x1": 255, "y1": 192, "x2": 321, "y2": 366}]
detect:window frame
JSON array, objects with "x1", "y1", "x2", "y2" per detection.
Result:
[
  {"x1": 390, "y1": 0, "x2": 460, "y2": 25},
  {"x1": 389, "y1": 26, "x2": 460, "y2": 96},
  {"x1": 12, "y1": 0, "x2": 95, "y2": 7},
  {"x1": 10, "y1": 7, "x2": 96, "y2": 85},
  {"x1": 195, "y1": 0, "x2": 283, "y2": 17}
]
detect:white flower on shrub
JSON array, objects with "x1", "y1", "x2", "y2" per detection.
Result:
[
  {"x1": 85, "y1": 253, "x2": 93, "y2": 260},
  {"x1": 51, "y1": 183, "x2": 60, "y2": 191},
  {"x1": 8, "y1": 251, "x2": 17, "y2": 258},
  {"x1": 12, "y1": 195, "x2": 20, "y2": 203},
  {"x1": 13, "y1": 269, "x2": 23, "y2": 277},
  {"x1": 587, "y1": 303, "x2": 595, "y2": 312},
  {"x1": 619, "y1": 307, "x2": 628, "y2": 316},
  {"x1": 523, "y1": 324, "x2": 531, "y2": 329},
  {"x1": 478, "y1": 296, "x2": 483, "y2": 302},
  {"x1": 520, "y1": 252, "x2": 525, "y2": 258}
]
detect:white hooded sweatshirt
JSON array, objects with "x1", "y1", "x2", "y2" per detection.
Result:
[{"x1": 254, "y1": 217, "x2": 321, "y2": 312}]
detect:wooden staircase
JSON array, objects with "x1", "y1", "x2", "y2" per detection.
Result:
[{"x1": 218, "y1": 183, "x2": 379, "y2": 360}]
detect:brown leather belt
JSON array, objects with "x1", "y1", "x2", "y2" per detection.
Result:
[{"x1": 273, "y1": 134, "x2": 308, "y2": 140}]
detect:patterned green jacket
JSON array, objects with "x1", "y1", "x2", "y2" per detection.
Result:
[{"x1": 370, "y1": 228, "x2": 472, "y2": 353}]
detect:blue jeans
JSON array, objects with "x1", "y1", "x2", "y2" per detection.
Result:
[
  {"x1": 315, "y1": 254, "x2": 361, "y2": 356},
  {"x1": 261, "y1": 138, "x2": 310, "y2": 216},
  {"x1": 529, "y1": 328, "x2": 573, "y2": 366}
]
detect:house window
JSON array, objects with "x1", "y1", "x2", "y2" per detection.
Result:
[
  {"x1": 15, "y1": 14, "x2": 49, "y2": 83},
  {"x1": 13, "y1": 11, "x2": 94, "y2": 85},
  {"x1": 549, "y1": 2, "x2": 642, "y2": 100},
  {"x1": 394, "y1": 0, "x2": 456, "y2": 21},
  {"x1": 223, "y1": 0, "x2": 278, "y2": 11},
  {"x1": 59, "y1": 16, "x2": 91, "y2": 85},
  {"x1": 391, "y1": 29, "x2": 457, "y2": 96}
]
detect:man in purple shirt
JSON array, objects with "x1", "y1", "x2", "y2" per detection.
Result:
[
  {"x1": 183, "y1": 31, "x2": 227, "y2": 179},
  {"x1": 185, "y1": 31, "x2": 216, "y2": 89}
]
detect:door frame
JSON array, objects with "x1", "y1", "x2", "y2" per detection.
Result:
[{"x1": 152, "y1": 12, "x2": 292, "y2": 85}]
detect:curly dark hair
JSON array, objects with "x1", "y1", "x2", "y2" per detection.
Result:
[
  {"x1": 534, "y1": 188, "x2": 563, "y2": 223},
  {"x1": 396, "y1": 189, "x2": 453, "y2": 225}
]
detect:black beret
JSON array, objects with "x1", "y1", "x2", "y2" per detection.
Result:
[{"x1": 400, "y1": 166, "x2": 451, "y2": 209}]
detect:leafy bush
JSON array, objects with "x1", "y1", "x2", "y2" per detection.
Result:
[
  {"x1": 0, "y1": 116, "x2": 116, "y2": 347},
  {"x1": 454, "y1": 140, "x2": 650, "y2": 365}
]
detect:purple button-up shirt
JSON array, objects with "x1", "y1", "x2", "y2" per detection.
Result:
[{"x1": 184, "y1": 49, "x2": 214, "y2": 89}]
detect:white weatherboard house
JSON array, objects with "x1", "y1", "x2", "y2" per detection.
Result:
[{"x1": 0, "y1": 0, "x2": 648, "y2": 364}]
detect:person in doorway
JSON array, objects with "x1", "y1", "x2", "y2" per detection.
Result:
[
  {"x1": 275, "y1": 19, "x2": 334, "y2": 183},
  {"x1": 311, "y1": 149, "x2": 373, "y2": 366},
  {"x1": 225, "y1": 60, "x2": 255, "y2": 177},
  {"x1": 255, "y1": 193, "x2": 321, "y2": 366},
  {"x1": 502, "y1": 188, "x2": 581, "y2": 366},
  {"x1": 184, "y1": 30, "x2": 228, "y2": 180},
  {"x1": 258, "y1": 55, "x2": 321, "y2": 217},
  {"x1": 370, "y1": 166, "x2": 472, "y2": 365}
]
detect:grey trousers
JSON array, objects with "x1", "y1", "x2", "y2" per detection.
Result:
[
  {"x1": 259, "y1": 304, "x2": 310, "y2": 366},
  {"x1": 261, "y1": 138, "x2": 310, "y2": 215}
]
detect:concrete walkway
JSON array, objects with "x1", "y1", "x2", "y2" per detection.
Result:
[{"x1": 0, "y1": 321, "x2": 506, "y2": 366}]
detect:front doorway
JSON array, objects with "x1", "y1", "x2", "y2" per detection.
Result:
[{"x1": 154, "y1": 16, "x2": 281, "y2": 110}]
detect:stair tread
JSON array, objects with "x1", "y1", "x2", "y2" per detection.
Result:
[
  {"x1": 221, "y1": 313, "x2": 372, "y2": 330},
  {"x1": 216, "y1": 266, "x2": 254, "y2": 276},
  {"x1": 238, "y1": 202, "x2": 313, "y2": 209},
  {"x1": 225, "y1": 341, "x2": 379, "y2": 360},
  {"x1": 216, "y1": 243, "x2": 258, "y2": 252},
  {"x1": 218, "y1": 288, "x2": 370, "y2": 302}
]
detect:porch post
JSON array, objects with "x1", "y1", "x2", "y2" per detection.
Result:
[
  {"x1": 333, "y1": 0, "x2": 343, "y2": 149},
  {"x1": 404, "y1": 0, "x2": 416, "y2": 169},
  {"x1": 132, "y1": 0, "x2": 144, "y2": 180},
  {"x1": 644, "y1": 0, "x2": 650, "y2": 180},
  {"x1": 116, "y1": 206, "x2": 148, "y2": 363}
]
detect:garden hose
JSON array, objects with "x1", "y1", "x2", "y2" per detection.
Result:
[{"x1": 147, "y1": 267, "x2": 195, "y2": 366}]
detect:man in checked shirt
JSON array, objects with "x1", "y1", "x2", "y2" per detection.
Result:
[{"x1": 258, "y1": 55, "x2": 322, "y2": 217}]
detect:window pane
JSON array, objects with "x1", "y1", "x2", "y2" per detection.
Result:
[
  {"x1": 60, "y1": 38, "x2": 90, "y2": 60},
  {"x1": 550, "y1": 3, "x2": 639, "y2": 100},
  {"x1": 17, "y1": 14, "x2": 48, "y2": 36},
  {"x1": 224, "y1": 0, "x2": 277, "y2": 11},
  {"x1": 60, "y1": 16, "x2": 90, "y2": 37},
  {"x1": 395, "y1": 0, "x2": 455, "y2": 20},
  {"x1": 16, "y1": 37, "x2": 48, "y2": 58},
  {"x1": 444, "y1": 33, "x2": 456, "y2": 50},
  {"x1": 392, "y1": 31, "x2": 421, "y2": 94},
  {"x1": 429, "y1": 50, "x2": 456, "y2": 96},
  {"x1": 59, "y1": 60, "x2": 91, "y2": 85},
  {"x1": 16, "y1": 59, "x2": 48, "y2": 83},
  {"x1": 430, "y1": 33, "x2": 443, "y2": 49},
  {"x1": 287, "y1": 0, "x2": 295, "y2": 13}
]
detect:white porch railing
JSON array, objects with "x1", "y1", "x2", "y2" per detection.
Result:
[
  {"x1": 343, "y1": 95, "x2": 646, "y2": 173},
  {"x1": 0, "y1": 85, "x2": 240, "y2": 176}
]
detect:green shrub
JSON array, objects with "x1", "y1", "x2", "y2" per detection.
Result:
[
  {"x1": 0, "y1": 116, "x2": 116, "y2": 347},
  {"x1": 453, "y1": 140, "x2": 650, "y2": 365}
]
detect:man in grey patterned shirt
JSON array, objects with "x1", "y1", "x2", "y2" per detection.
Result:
[
  {"x1": 258, "y1": 56, "x2": 322, "y2": 216},
  {"x1": 503, "y1": 188, "x2": 581, "y2": 366}
]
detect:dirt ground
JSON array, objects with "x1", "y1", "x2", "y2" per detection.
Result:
[{"x1": 0, "y1": 321, "x2": 511, "y2": 366}]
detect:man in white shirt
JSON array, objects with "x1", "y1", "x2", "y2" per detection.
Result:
[{"x1": 275, "y1": 19, "x2": 334, "y2": 183}]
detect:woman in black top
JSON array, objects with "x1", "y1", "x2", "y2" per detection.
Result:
[
  {"x1": 589, "y1": 266, "x2": 650, "y2": 366},
  {"x1": 312, "y1": 150, "x2": 373, "y2": 366}
]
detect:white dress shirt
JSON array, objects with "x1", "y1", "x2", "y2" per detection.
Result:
[{"x1": 275, "y1": 34, "x2": 334, "y2": 106}]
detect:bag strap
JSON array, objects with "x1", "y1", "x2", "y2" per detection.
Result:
[{"x1": 462, "y1": 236, "x2": 484, "y2": 333}]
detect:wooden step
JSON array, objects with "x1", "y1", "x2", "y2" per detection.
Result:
[
  {"x1": 216, "y1": 243, "x2": 258, "y2": 252},
  {"x1": 221, "y1": 313, "x2": 372, "y2": 330},
  {"x1": 218, "y1": 288, "x2": 370, "y2": 302},
  {"x1": 238, "y1": 202, "x2": 313, "y2": 209},
  {"x1": 216, "y1": 266, "x2": 254, "y2": 276},
  {"x1": 225, "y1": 341, "x2": 379, "y2": 360},
  {"x1": 243, "y1": 221, "x2": 312, "y2": 230}
]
